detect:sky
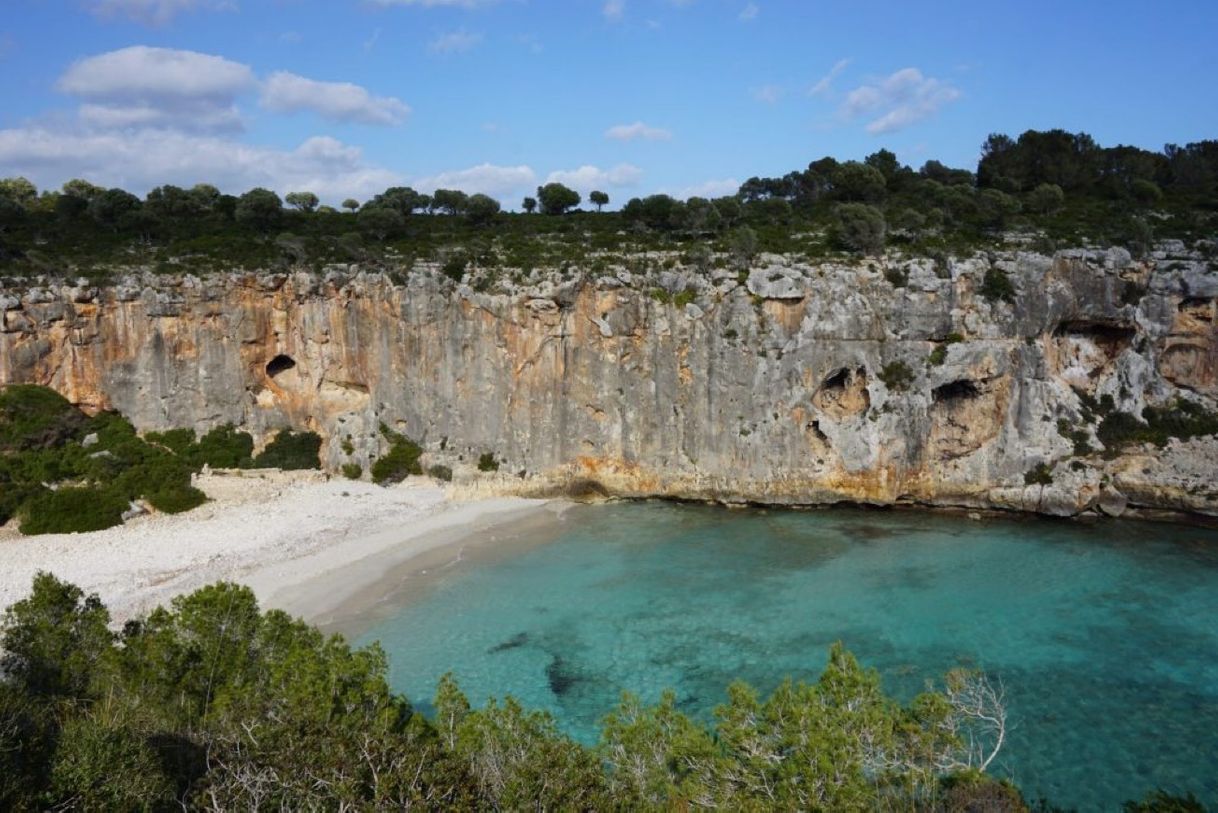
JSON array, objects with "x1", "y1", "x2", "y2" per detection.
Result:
[{"x1": 0, "y1": 0, "x2": 1216, "y2": 208}]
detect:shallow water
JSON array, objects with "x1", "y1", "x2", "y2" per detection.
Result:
[{"x1": 357, "y1": 503, "x2": 1218, "y2": 810}]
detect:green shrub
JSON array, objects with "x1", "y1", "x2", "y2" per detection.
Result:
[
  {"x1": 1098, "y1": 400, "x2": 1218, "y2": 454},
  {"x1": 878, "y1": 361, "x2": 915, "y2": 392},
  {"x1": 428, "y1": 464, "x2": 453, "y2": 482},
  {"x1": 48, "y1": 715, "x2": 176, "y2": 809},
  {"x1": 341, "y1": 463, "x2": 363, "y2": 480},
  {"x1": 1024, "y1": 463, "x2": 1054, "y2": 486},
  {"x1": 371, "y1": 426, "x2": 423, "y2": 484},
  {"x1": 193, "y1": 424, "x2": 254, "y2": 468},
  {"x1": 110, "y1": 455, "x2": 194, "y2": 501},
  {"x1": 19, "y1": 487, "x2": 129, "y2": 535},
  {"x1": 146, "y1": 485, "x2": 207, "y2": 514},
  {"x1": 144, "y1": 427, "x2": 196, "y2": 455},
  {"x1": 253, "y1": 430, "x2": 322, "y2": 470},
  {"x1": 979, "y1": 267, "x2": 1016, "y2": 303},
  {"x1": 884, "y1": 265, "x2": 908, "y2": 287},
  {"x1": 928, "y1": 345, "x2": 948, "y2": 366},
  {"x1": 0, "y1": 384, "x2": 84, "y2": 450},
  {"x1": 831, "y1": 203, "x2": 886, "y2": 254},
  {"x1": 477, "y1": 453, "x2": 500, "y2": 472}
]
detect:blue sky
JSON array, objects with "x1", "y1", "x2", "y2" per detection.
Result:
[{"x1": 1, "y1": 0, "x2": 1216, "y2": 207}]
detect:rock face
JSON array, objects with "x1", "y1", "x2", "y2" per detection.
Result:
[{"x1": 3, "y1": 244, "x2": 1218, "y2": 519}]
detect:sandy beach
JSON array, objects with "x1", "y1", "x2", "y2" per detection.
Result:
[{"x1": 0, "y1": 470, "x2": 557, "y2": 627}]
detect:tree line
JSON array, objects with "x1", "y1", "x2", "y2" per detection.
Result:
[{"x1": 0, "y1": 129, "x2": 1215, "y2": 274}]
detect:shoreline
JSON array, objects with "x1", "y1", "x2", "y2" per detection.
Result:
[{"x1": 0, "y1": 470, "x2": 557, "y2": 627}]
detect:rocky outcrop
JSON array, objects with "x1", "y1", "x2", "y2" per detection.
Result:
[{"x1": 2, "y1": 242, "x2": 1217, "y2": 519}]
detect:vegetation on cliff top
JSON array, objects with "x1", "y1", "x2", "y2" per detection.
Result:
[
  {"x1": 1, "y1": 129, "x2": 1215, "y2": 281},
  {"x1": 0, "y1": 384, "x2": 321, "y2": 535}
]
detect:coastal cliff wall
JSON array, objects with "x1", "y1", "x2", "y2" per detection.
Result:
[{"x1": 2, "y1": 243, "x2": 1217, "y2": 519}]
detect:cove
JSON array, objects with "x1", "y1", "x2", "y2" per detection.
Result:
[{"x1": 355, "y1": 502, "x2": 1218, "y2": 810}]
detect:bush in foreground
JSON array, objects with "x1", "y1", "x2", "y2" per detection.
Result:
[
  {"x1": 0, "y1": 572, "x2": 1018, "y2": 811},
  {"x1": 1, "y1": 573, "x2": 1204, "y2": 810}
]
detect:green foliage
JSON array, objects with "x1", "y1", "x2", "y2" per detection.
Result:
[
  {"x1": 192, "y1": 423, "x2": 255, "y2": 468},
  {"x1": 49, "y1": 714, "x2": 176, "y2": 809},
  {"x1": 428, "y1": 464, "x2": 453, "y2": 482},
  {"x1": 833, "y1": 203, "x2": 887, "y2": 254},
  {"x1": 878, "y1": 360, "x2": 915, "y2": 392},
  {"x1": 0, "y1": 385, "x2": 321, "y2": 534},
  {"x1": 341, "y1": 462, "x2": 363, "y2": 480},
  {"x1": 357, "y1": 205, "x2": 404, "y2": 241},
  {"x1": 1098, "y1": 399, "x2": 1218, "y2": 453},
  {"x1": 2, "y1": 129, "x2": 1216, "y2": 282},
  {"x1": 19, "y1": 487, "x2": 129, "y2": 535},
  {"x1": 147, "y1": 484, "x2": 207, "y2": 514},
  {"x1": 234, "y1": 188, "x2": 283, "y2": 232},
  {"x1": 0, "y1": 384, "x2": 82, "y2": 449},
  {"x1": 728, "y1": 224, "x2": 758, "y2": 268},
  {"x1": 371, "y1": 424, "x2": 423, "y2": 484},
  {"x1": 1, "y1": 575, "x2": 1200, "y2": 810},
  {"x1": 980, "y1": 266, "x2": 1016, "y2": 303},
  {"x1": 465, "y1": 193, "x2": 501, "y2": 226},
  {"x1": 477, "y1": 452, "x2": 500, "y2": 472},
  {"x1": 929, "y1": 344, "x2": 948, "y2": 365},
  {"x1": 253, "y1": 429, "x2": 322, "y2": 470},
  {"x1": 284, "y1": 191, "x2": 319, "y2": 213},
  {"x1": 1, "y1": 572, "x2": 112, "y2": 698},
  {"x1": 536, "y1": 182, "x2": 581, "y2": 215},
  {"x1": 650, "y1": 287, "x2": 696, "y2": 307},
  {"x1": 1026, "y1": 182, "x2": 1066, "y2": 214},
  {"x1": 145, "y1": 426, "x2": 197, "y2": 455},
  {"x1": 1024, "y1": 463, "x2": 1054, "y2": 486}
]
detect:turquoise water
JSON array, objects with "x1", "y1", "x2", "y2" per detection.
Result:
[{"x1": 357, "y1": 503, "x2": 1218, "y2": 810}]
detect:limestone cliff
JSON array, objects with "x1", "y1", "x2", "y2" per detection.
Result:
[{"x1": 3, "y1": 241, "x2": 1217, "y2": 520}]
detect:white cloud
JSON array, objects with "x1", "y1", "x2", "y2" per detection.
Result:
[
  {"x1": 841, "y1": 67, "x2": 960, "y2": 134},
  {"x1": 662, "y1": 178, "x2": 740, "y2": 200},
  {"x1": 0, "y1": 126, "x2": 400, "y2": 203},
  {"x1": 603, "y1": 0, "x2": 624, "y2": 21},
  {"x1": 809, "y1": 58, "x2": 850, "y2": 96},
  {"x1": 261, "y1": 72, "x2": 410, "y2": 126},
  {"x1": 59, "y1": 46, "x2": 254, "y2": 103},
  {"x1": 751, "y1": 84, "x2": 783, "y2": 104},
  {"x1": 545, "y1": 163, "x2": 642, "y2": 193},
  {"x1": 77, "y1": 101, "x2": 242, "y2": 131},
  {"x1": 605, "y1": 121, "x2": 672, "y2": 142},
  {"x1": 738, "y1": 3, "x2": 758, "y2": 21},
  {"x1": 87, "y1": 0, "x2": 233, "y2": 25},
  {"x1": 428, "y1": 29, "x2": 484, "y2": 54},
  {"x1": 58, "y1": 46, "x2": 255, "y2": 133},
  {"x1": 414, "y1": 163, "x2": 536, "y2": 197}
]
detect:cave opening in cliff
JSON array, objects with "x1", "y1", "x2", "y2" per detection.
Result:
[
  {"x1": 932, "y1": 379, "x2": 981, "y2": 403},
  {"x1": 266, "y1": 354, "x2": 297, "y2": 379}
]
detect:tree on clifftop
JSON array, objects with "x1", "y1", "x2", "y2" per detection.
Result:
[
  {"x1": 285, "y1": 191, "x2": 320, "y2": 213},
  {"x1": 589, "y1": 190, "x2": 609, "y2": 211},
  {"x1": 234, "y1": 188, "x2": 283, "y2": 232},
  {"x1": 537, "y1": 182, "x2": 580, "y2": 215}
]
